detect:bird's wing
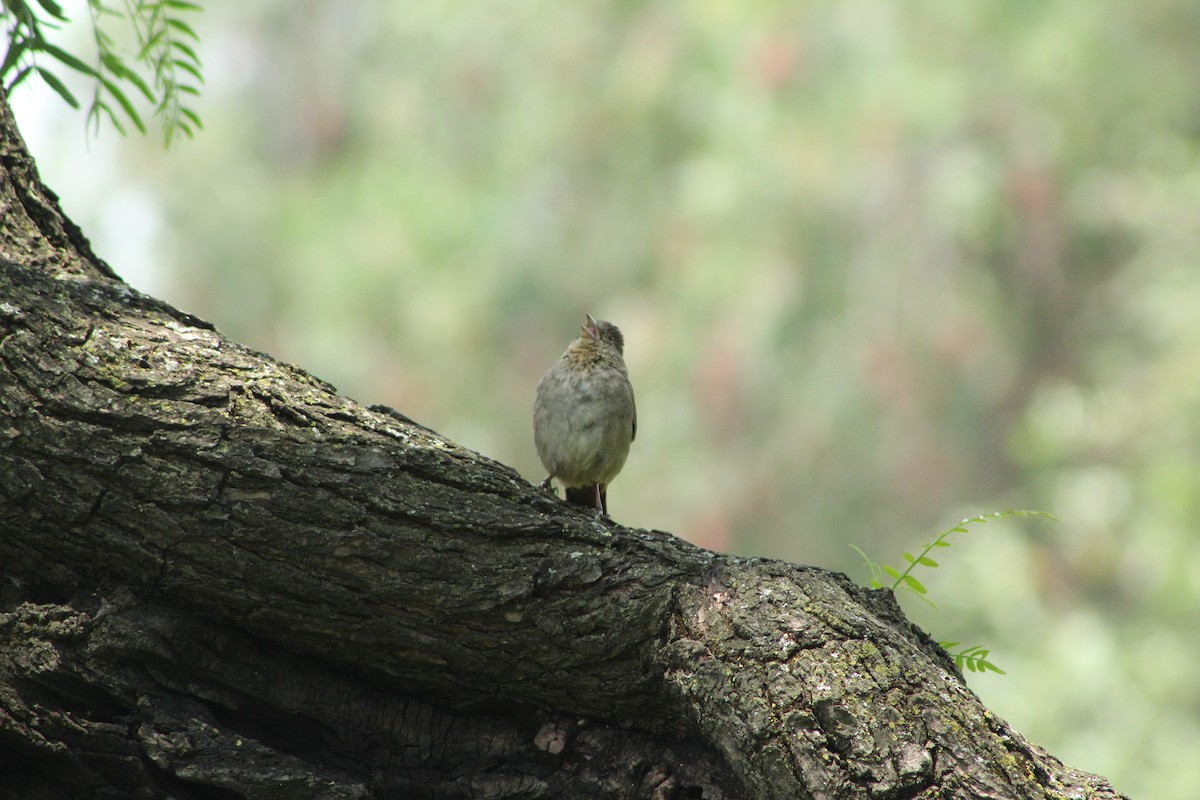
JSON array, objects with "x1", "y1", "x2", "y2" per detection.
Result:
[{"x1": 630, "y1": 390, "x2": 637, "y2": 443}]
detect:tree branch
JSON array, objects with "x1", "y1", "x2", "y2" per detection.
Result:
[{"x1": 0, "y1": 85, "x2": 1126, "y2": 799}]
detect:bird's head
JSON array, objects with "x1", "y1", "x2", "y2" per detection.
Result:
[{"x1": 582, "y1": 314, "x2": 624, "y2": 354}]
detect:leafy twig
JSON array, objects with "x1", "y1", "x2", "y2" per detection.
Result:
[
  {"x1": 939, "y1": 642, "x2": 1007, "y2": 674},
  {"x1": 2, "y1": 0, "x2": 204, "y2": 144},
  {"x1": 853, "y1": 509, "x2": 1056, "y2": 602},
  {"x1": 852, "y1": 509, "x2": 1057, "y2": 678}
]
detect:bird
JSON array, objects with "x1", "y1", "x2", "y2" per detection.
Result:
[{"x1": 533, "y1": 314, "x2": 636, "y2": 516}]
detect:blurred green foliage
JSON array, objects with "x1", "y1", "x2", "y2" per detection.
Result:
[
  {"x1": 12, "y1": 1, "x2": 1200, "y2": 797},
  {"x1": 1, "y1": 0, "x2": 203, "y2": 142}
]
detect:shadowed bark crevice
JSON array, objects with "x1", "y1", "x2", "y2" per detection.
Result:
[{"x1": 0, "y1": 599, "x2": 742, "y2": 799}]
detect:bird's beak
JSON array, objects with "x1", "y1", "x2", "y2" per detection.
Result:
[{"x1": 582, "y1": 314, "x2": 599, "y2": 339}]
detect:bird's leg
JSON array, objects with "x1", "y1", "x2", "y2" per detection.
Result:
[
  {"x1": 599, "y1": 484, "x2": 609, "y2": 516},
  {"x1": 539, "y1": 475, "x2": 554, "y2": 492}
]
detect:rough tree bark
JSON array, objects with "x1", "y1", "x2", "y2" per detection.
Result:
[{"x1": 0, "y1": 87, "x2": 1126, "y2": 800}]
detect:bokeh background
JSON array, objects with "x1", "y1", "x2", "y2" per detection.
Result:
[{"x1": 10, "y1": 2, "x2": 1200, "y2": 796}]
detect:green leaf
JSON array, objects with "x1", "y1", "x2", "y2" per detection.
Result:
[
  {"x1": 902, "y1": 575, "x2": 927, "y2": 594},
  {"x1": 882, "y1": 564, "x2": 901, "y2": 580},
  {"x1": 34, "y1": 0, "x2": 70, "y2": 21},
  {"x1": 99, "y1": 51, "x2": 145, "y2": 81},
  {"x1": 36, "y1": 67, "x2": 80, "y2": 108},
  {"x1": 125, "y1": 71, "x2": 156, "y2": 102},
  {"x1": 89, "y1": 99, "x2": 127, "y2": 136},
  {"x1": 40, "y1": 42, "x2": 100, "y2": 77},
  {"x1": 916, "y1": 555, "x2": 938, "y2": 567},
  {"x1": 7, "y1": 65, "x2": 35, "y2": 91},
  {"x1": 7, "y1": 0, "x2": 38, "y2": 29},
  {"x1": 1, "y1": 37, "x2": 31, "y2": 81},
  {"x1": 138, "y1": 29, "x2": 168, "y2": 59},
  {"x1": 101, "y1": 78, "x2": 147, "y2": 133},
  {"x1": 172, "y1": 59, "x2": 204, "y2": 82},
  {"x1": 163, "y1": 0, "x2": 204, "y2": 11},
  {"x1": 100, "y1": 53, "x2": 156, "y2": 101},
  {"x1": 170, "y1": 39, "x2": 201, "y2": 65},
  {"x1": 943, "y1": 642, "x2": 1008, "y2": 678},
  {"x1": 107, "y1": 110, "x2": 128, "y2": 136},
  {"x1": 90, "y1": 1, "x2": 121, "y2": 21},
  {"x1": 85, "y1": 101, "x2": 103, "y2": 137},
  {"x1": 99, "y1": 52, "x2": 130, "y2": 78},
  {"x1": 165, "y1": 17, "x2": 199, "y2": 39}
]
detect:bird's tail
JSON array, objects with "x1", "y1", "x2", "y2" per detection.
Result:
[{"x1": 564, "y1": 484, "x2": 603, "y2": 511}]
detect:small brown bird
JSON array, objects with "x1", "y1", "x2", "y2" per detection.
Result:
[{"x1": 534, "y1": 314, "x2": 636, "y2": 515}]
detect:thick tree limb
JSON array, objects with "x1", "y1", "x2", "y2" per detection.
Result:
[{"x1": 0, "y1": 87, "x2": 1126, "y2": 799}]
